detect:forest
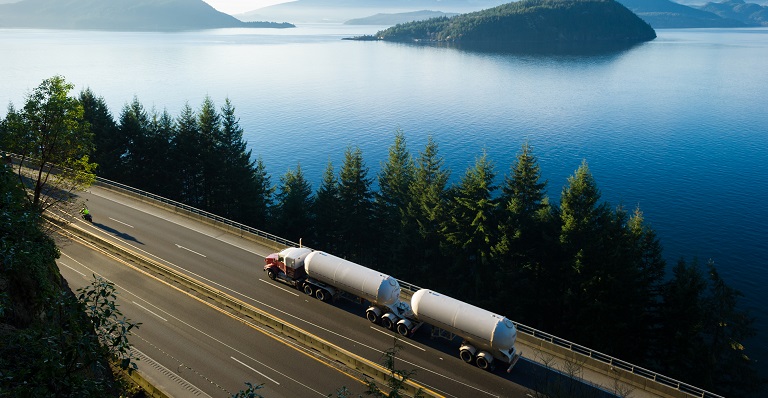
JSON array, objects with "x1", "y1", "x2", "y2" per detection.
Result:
[
  {"x1": 366, "y1": 0, "x2": 656, "y2": 46},
  {"x1": 0, "y1": 76, "x2": 764, "y2": 397}
]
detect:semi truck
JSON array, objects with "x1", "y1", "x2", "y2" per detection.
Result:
[
  {"x1": 264, "y1": 247, "x2": 520, "y2": 372},
  {"x1": 264, "y1": 248, "x2": 416, "y2": 332}
]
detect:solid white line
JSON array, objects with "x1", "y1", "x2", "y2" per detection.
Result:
[
  {"x1": 260, "y1": 279, "x2": 300, "y2": 296},
  {"x1": 133, "y1": 301, "x2": 168, "y2": 322},
  {"x1": 231, "y1": 356, "x2": 280, "y2": 385},
  {"x1": 58, "y1": 262, "x2": 86, "y2": 277},
  {"x1": 109, "y1": 217, "x2": 134, "y2": 228},
  {"x1": 369, "y1": 327, "x2": 426, "y2": 351},
  {"x1": 175, "y1": 244, "x2": 207, "y2": 257}
]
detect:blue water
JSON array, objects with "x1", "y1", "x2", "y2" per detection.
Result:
[{"x1": 1, "y1": 26, "x2": 767, "y2": 375}]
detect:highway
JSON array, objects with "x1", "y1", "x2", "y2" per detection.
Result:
[
  {"x1": 57, "y1": 184, "x2": 609, "y2": 398},
  {"x1": 57, "y1": 231, "x2": 368, "y2": 398}
]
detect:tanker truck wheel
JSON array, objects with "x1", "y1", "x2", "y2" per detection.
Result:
[
  {"x1": 366, "y1": 308, "x2": 381, "y2": 324},
  {"x1": 267, "y1": 269, "x2": 276, "y2": 280},
  {"x1": 381, "y1": 316, "x2": 394, "y2": 330},
  {"x1": 476, "y1": 354, "x2": 494, "y2": 371},
  {"x1": 303, "y1": 284, "x2": 314, "y2": 296},
  {"x1": 459, "y1": 346, "x2": 476, "y2": 364},
  {"x1": 315, "y1": 289, "x2": 330, "y2": 302}
]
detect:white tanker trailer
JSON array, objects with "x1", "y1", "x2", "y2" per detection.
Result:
[
  {"x1": 411, "y1": 289, "x2": 521, "y2": 372},
  {"x1": 264, "y1": 249, "x2": 415, "y2": 331}
]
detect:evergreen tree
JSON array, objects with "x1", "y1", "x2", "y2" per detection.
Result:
[
  {"x1": 196, "y1": 96, "x2": 222, "y2": 210},
  {"x1": 406, "y1": 136, "x2": 449, "y2": 286},
  {"x1": 375, "y1": 130, "x2": 415, "y2": 275},
  {"x1": 337, "y1": 146, "x2": 374, "y2": 263},
  {"x1": 115, "y1": 97, "x2": 153, "y2": 189},
  {"x1": 172, "y1": 103, "x2": 203, "y2": 207},
  {"x1": 274, "y1": 164, "x2": 314, "y2": 244},
  {"x1": 218, "y1": 98, "x2": 260, "y2": 222},
  {"x1": 493, "y1": 143, "x2": 556, "y2": 324},
  {"x1": 79, "y1": 89, "x2": 117, "y2": 179},
  {"x1": 145, "y1": 109, "x2": 177, "y2": 198},
  {"x1": 313, "y1": 161, "x2": 341, "y2": 252},
  {"x1": 440, "y1": 151, "x2": 498, "y2": 300},
  {"x1": 247, "y1": 156, "x2": 274, "y2": 229}
]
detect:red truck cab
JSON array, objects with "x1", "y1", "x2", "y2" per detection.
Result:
[{"x1": 264, "y1": 247, "x2": 310, "y2": 283}]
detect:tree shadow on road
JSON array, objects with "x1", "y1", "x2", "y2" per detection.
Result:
[{"x1": 93, "y1": 222, "x2": 143, "y2": 245}]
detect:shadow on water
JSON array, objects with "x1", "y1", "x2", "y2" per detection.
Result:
[{"x1": 92, "y1": 222, "x2": 143, "y2": 245}]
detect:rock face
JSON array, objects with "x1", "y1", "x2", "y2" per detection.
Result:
[
  {"x1": 0, "y1": 0, "x2": 294, "y2": 30},
  {"x1": 367, "y1": 0, "x2": 656, "y2": 49}
]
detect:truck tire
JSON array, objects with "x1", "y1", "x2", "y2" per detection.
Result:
[
  {"x1": 460, "y1": 349, "x2": 475, "y2": 364},
  {"x1": 381, "y1": 316, "x2": 394, "y2": 330},
  {"x1": 267, "y1": 269, "x2": 276, "y2": 280},
  {"x1": 397, "y1": 323, "x2": 410, "y2": 336},
  {"x1": 303, "y1": 284, "x2": 314, "y2": 296},
  {"x1": 315, "y1": 289, "x2": 330, "y2": 302},
  {"x1": 476, "y1": 355, "x2": 493, "y2": 371},
  {"x1": 366, "y1": 309, "x2": 379, "y2": 324}
]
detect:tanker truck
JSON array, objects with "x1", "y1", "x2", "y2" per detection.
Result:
[
  {"x1": 410, "y1": 289, "x2": 521, "y2": 372},
  {"x1": 264, "y1": 248, "x2": 417, "y2": 332}
]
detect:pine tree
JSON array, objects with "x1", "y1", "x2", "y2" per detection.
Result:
[
  {"x1": 494, "y1": 143, "x2": 555, "y2": 324},
  {"x1": 115, "y1": 97, "x2": 152, "y2": 188},
  {"x1": 440, "y1": 150, "x2": 498, "y2": 300},
  {"x1": 274, "y1": 164, "x2": 314, "y2": 244},
  {"x1": 79, "y1": 89, "x2": 117, "y2": 179},
  {"x1": 375, "y1": 130, "x2": 415, "y2": 274},
  {"x1": 247, "y1": 156, "x2": 273, "y2": 229},
  {"x1": 406, "y1": 136, "x2": 449, "y2": 286},
  {"x1": 196, "y1": 96, "x2": 221, "y2": 210},
  {"x1": 337, "y1": 146, "x2": 374, "y2": 263},
  {"x1": 172, "y1": 103, "x2": 203, "y2": 207},
  {"x1": 313, "y1": 161, "x2": 341, "y2": 252}
]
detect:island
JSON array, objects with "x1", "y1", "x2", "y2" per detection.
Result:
[
  {"x1": 0, "y1": 0, "x2": 294, "y2": 31},
  {"x1": 346, "y1": 0, "x2": 656, "y2": 51}
]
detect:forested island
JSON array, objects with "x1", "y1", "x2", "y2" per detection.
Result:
[
  {"x1": 0, "y1": 0, "x2": 294, "y2": 31},
  {"x1": 348, "y1": 0, "x2": 656, "y2": 51},
  {"x1": 1, "y1": 76, "x2": 764, "y2": 397}
]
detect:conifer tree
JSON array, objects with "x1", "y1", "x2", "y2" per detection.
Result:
[
  {"x1": 196, "y1": 96, "x2": 222, "y2": 210},
  {"x1": 79, "y1": 89, "x2": 118, "y2": 179},
  {"x1": 274, "y1": 164, "x2": 314, "y2": 244},
  {"x1": 406, "y1": 136, "x2": 449, "y2": 286},
  {"x1": 313, "y1": 161, "x2": 341, "y2": 252},
  {"x1": 247, "y1": 156, "x2": 273, "y2": 228},
  {"x1": 337, "y1": 146, "x2": 374, "y2": 263},
  {"x1": 440, "y1": 150, "x2": 498, "y2": 299},
  {"x1": 172, "y1": 103, "x2": 203, "y2": 207},
  {"x1": 115, "y1": 97, "x2": 153, "y2": 188},
  {"x1": 375, "y1": 130, "x2": 415, "y2": 274}
]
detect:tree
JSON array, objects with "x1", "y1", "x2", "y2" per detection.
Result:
[
  {"x1": 405, "y1": 136, "x2": 449, "y2": 286},
  {"x1": 274, "y1": 164, "x2": 314, "y2": 244},
  {"x1": 0, "y1": 75, "x2": 96, "y2": 210},
  {"x1": 79, "y1": 89, "x2": 118, "y2": 180},
  {"x1": 493, "y1": 143, "x2": 555, "y2": 323},
  {"x1": 313, "y1": 161, "x2": 342, "y2": 252},
  {"x1": 337, "y1": 146, "x2": 374, "y2": 262},
  {"x1": 374, "y1": 130, "x2": 414, "y2": 274},
  {"x1": 172, "y1": 103, "x2": 204, "y2": 207},
  {"x1": 114, "y1": 97, "x2": 153, "y2": 189}
]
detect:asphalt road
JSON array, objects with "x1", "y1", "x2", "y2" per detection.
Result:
[{"x1": 59, "y1": 185, "x2": 603, "y2": 398}]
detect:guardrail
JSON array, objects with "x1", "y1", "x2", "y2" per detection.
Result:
[
  {"x1": 93, "y1": 173, "x2": 722, "y2": 398},
  {"x1": 6, "y1": 150, "x2": 721, "y2": 398}
]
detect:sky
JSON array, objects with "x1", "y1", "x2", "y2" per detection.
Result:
[{"x1": 202, "y1": 0, "x2": 293, "y2": 15}]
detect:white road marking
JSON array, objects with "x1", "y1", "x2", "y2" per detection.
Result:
[
  {"x1": 133, "y1": 301, "x2": 168, "y2": 322},
  {"x1": 58, "y1": 262, "x2": 86, "y2": 277},
  {"x1": 369, "y1": 327, "x2": 426, "y2": 351},
  {"x1": 231, "y1": 356, "x2": 280, "y2": 385},
  {"x1": 109, "y1": 217, "x2": 134, "y2": 228},
  {"x1": 175, "y1": 244, "x2": 207, "y2": 257},
  {"x1": 260, "y1": 279, "x2": 300, "y2": 296}
]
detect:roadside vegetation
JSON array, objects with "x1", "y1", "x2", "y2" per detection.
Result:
[{"x1": 1, "y1": 76, "x2": 764, "y2": 397}]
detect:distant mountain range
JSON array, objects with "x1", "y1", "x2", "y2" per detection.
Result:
[
  {"x1": 237, "y1": 0, "x2": 508, "y2": 23},
  {"x1": 0, "y1": 0, "x2": 294, "y2": 30},
  {"x1": 345, "y1": 10, "x2": 460, "y2": 25},
  {"x1": 618, "y1": 0, "x2": 767, "y2": 27}
]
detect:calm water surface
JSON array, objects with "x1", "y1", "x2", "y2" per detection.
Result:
[{"x1": 1, "y1": 25, "x2": 767, "y2": 375}]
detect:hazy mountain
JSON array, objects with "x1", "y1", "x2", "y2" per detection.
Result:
[
  {"x1": 677, "y1": 0, "x2": 768, "y2": 5},
  {"x1": 701, "y1": 0, "x2": 768, "y2": 25},
  {"x1": 617, "y1": 0, "x2": 746, "y2": 27},
  {"x1": 345, "y1": 10, "x2": 459, "y2": 25},
  {"x1": 355, "y1": 0, "x2": 656, "y2": 52},
  {"x1": 0, "y1": 0, "x2": 294, "y2": 30},
  {"x1": 237, "y1": 0, "x2": 508, "y2": 23}
]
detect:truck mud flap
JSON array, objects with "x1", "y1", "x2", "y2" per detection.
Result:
[{"x1": 506, "y1": 351, "x2": 522, "y2": 373}]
